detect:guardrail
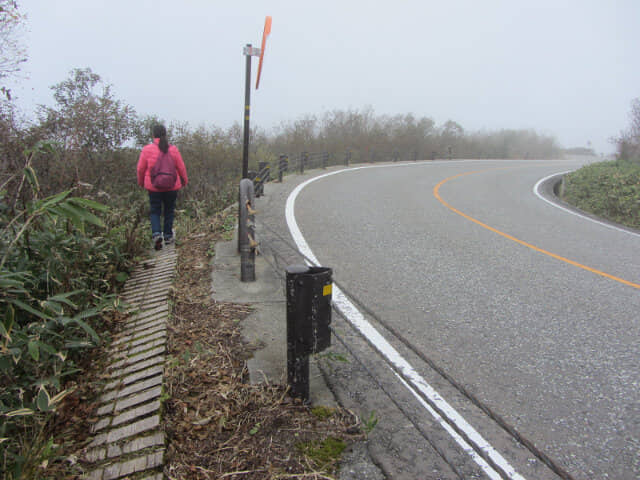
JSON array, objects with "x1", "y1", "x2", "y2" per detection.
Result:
[{"x1": 249, "y1": 149, "x2": 426, "y2": 194}]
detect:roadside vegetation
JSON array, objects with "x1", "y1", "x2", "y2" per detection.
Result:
[{"x1": 561, "y1": 98, "x2": 640, "y2": 230}]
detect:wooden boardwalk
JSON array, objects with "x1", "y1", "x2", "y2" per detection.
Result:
[{"x1": 84, "y1": 245, "x2": 176, "y2": 480}]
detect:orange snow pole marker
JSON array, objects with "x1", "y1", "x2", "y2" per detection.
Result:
[{"x1": 256, "y1": 16, "x2": 272, "y2": 90}]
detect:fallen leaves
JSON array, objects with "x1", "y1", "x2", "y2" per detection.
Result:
[{"x1": 163, "y1": 211, "x2": 364, "y2": 479}]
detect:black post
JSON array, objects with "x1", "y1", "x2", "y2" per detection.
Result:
[
  {"x1": 242, "y1": 44, "x2": 252, "y2": 179},
  {"x1": 239, "y1": 179, "x2": 255, "y2": 281},
  {"x1": 286, "y1": 265, "x2": 309, "y2": 400},
  {"x1": 259, "y1": 161, "x2": 270, "y2": 182},
  {"x1": 278, "y1": 154, "x2": 287, "y2": 182},
  {"x1": 254, "y1": 161, "x2": 268, "y2": 197},
  {"x1": 286, "y1": 264, "x2": 333, "y2": 402}
]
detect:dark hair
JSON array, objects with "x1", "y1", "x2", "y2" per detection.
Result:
[{"x1": 153, "y1": 124, "x2": 169, "y2": 153}]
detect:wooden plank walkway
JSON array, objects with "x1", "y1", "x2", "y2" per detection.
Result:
[{"x1": 83, "y1": 245, "x2": 176, "y2": 480}]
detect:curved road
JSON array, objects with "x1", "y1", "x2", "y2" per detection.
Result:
[{"x1": 289, "y1": 159, "x2": 639, "y2": 480}]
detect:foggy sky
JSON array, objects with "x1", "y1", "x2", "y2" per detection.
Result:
[{"x1": 11, "y1": 0, "x2": 640, "y2": 154}]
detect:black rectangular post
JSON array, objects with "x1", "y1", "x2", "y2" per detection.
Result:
[
  {"x1": 259, "y1": 161, "x2": 270, "y2": 182},
  {"x1": 286, "y1": 264, "x2": 332, "y2": 402},
  {"x1": 286, "y1": 265, "x2": 310, "y2": 400},
  {"x1": 278, "y1": 154, "x2": 287, "y2": 182}
]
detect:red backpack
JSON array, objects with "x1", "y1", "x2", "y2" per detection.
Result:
[{"x1": 150, "y1": 146, "x2": 178, "y2": 190}]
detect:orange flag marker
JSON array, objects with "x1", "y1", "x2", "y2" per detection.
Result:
[{"x1": 256, "y1": 16, "x2": 272, "y2": 89}]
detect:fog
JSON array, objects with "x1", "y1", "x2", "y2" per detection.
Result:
[{"x1": 11, "y1": 0, "x2": 640, "y2": 155}]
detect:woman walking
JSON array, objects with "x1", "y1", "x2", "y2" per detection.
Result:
[{"x1": 137, "y1": 124, "x2": 188, "y2": 250}]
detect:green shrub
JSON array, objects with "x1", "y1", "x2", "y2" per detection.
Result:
[
  {"x1": 0, "y1": 147, "x2": 138, "y2": 478},
  {"x1": 562, "y1": 158, "x2": 640, "y2": 229}
]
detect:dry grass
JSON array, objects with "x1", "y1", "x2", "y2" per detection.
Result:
[{"x1": 162, "y1": 210, "x2": 364, "y2": 479}]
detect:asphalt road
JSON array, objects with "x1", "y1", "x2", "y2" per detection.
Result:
[{"x1": 286, "y1": 159, "x2": 639, "y2": 480}]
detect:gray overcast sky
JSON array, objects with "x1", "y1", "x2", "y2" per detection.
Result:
[{"x1": 11, "y1": 0, "x2": 640, "y2": 154}]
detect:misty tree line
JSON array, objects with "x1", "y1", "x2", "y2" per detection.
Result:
[
  {"x1": 265, "y1": 108, "x2": 563, "y2": 164},
  {"x1": 615, "y1": 98, "x2": 640, "y2": 162}
]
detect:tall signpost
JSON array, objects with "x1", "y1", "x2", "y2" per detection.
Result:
[
  {"x1": 241, "y1": 16, "x2": 271, "y2": 179},
  {"x1": 239, "y1": 17, "x2": 271, "y2": 281}
]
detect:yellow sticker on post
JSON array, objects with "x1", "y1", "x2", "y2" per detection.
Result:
[{"x1": 323, "y1": 284, "x2": 332, "y2": 297}]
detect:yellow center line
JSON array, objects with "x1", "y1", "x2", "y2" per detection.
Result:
[{"x1": 433, "y1": 170, "x2": 640, "y2": 290}]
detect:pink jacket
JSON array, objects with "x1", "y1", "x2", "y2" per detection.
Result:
[{"x1": 137, "y1": 139, "x2": 188, "y2": 192}]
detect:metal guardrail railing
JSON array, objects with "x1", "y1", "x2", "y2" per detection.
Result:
[{"x1": 248, "y1": 149, "x2": 427, "y2": 194}]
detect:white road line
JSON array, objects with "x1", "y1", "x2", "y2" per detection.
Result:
[
  {"x1": 285, "y1": 165, "x2": 526, "y2": 480},
  {"x1": 393, "y1": 372, "x2": 503, "y2": 480},
  {"x1": 533, "y1": 172, "x2": 640, "y2": 238}
]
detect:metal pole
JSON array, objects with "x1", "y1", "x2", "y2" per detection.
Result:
[
  {"x1": 239, "y1": 45, "x2": 253, "y2": 259},
  {"x1": 242, "y1": 44, "x2": 252, "y2": 179},
  {"x1": 239, "y1": 179, "x2": 255, "y2": 282}
]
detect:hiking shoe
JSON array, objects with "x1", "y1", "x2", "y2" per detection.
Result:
[
  {"x1": 153, "y1": 234, "x2": 163, "y2": 251},
  {"x1": 164, "y1": 236, "x2": 174, "y2": 245}
]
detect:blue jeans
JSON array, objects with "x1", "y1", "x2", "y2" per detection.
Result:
[{"x1": 148, "y1": 190, "x2": 178, "y2": 239}]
